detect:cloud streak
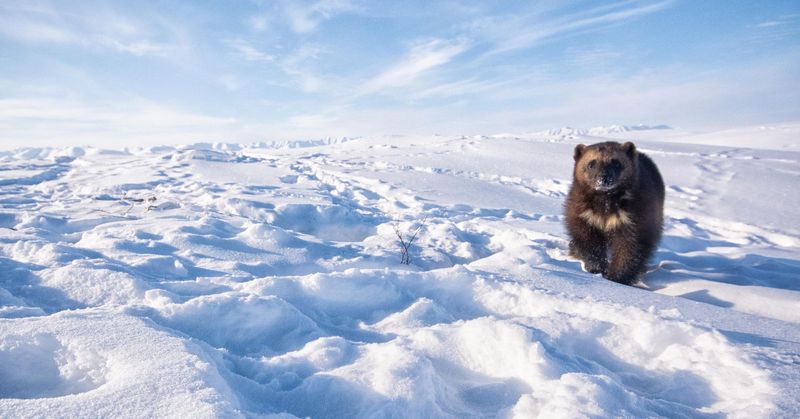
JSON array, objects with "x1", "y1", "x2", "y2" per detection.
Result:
[
  {"x1": 0, "y1": 0, "x2": 184, "y2": 56},
  {"x1": 475, "y1": 0, "x2": 674, "y2": 55},
  {"x1": 359, "y1": 39, "x2": 470, "y2": 95},
  {"x1": 283, "y1": 0, "x2": 360, "y2": 34},
  {"x1": 346, "y1": 1, "x2": 672, "y2": 103},
  {"x1": 228, "y1": 39, "x2": 275, "y2": 62}
]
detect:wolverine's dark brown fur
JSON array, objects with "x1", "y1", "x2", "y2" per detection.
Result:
[{"x1": 565, "y1": 141, "x2": 665, "y2": 285}]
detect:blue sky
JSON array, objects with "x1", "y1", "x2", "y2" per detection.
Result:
[{"x1": 1, "y1": 0, "x2": 799, "y2": 146}]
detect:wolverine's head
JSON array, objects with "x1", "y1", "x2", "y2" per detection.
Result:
[{"x1": 573, "y1": 141, "x2": 637, "y2": 192}]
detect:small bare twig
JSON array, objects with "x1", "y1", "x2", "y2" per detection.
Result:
[
  {"x1": 122, "y1": 195, "x2": 157, "y2": 215},
  {"x1": 392, "y1": 216, "x2": 427, "y2": 265},
  {"x1": 145, "y1": 196, "x2": 158, "y2": 211}
]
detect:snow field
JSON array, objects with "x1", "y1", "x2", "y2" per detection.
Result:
[{"x1": 1, "y1": 129, "x2": 799, "y2": 417}]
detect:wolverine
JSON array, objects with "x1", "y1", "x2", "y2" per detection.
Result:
[{"x1": 565, "y1": 141, "x2": 665, "y2": 285}]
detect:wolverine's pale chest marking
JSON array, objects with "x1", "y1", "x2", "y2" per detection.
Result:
[{"x1": 579, "y1": 209, "x2": 633, "y2": 231}]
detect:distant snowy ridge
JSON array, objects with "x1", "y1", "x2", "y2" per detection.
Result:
[
  {"x1": 519, "y1": 124, "x2": 672, "y2": 140},
  {"x1": 0, "y1": 137, "x2": 357, "y2": 161},
  {"x1": 527, "y1": 122, "x2": 800, "y2": 151},
  {"x1": 587, "y1": 124, "x2": 672, "y2": 135},
  {"x1": 241, "y1": 137, "x2": 355, "y2": 149}
]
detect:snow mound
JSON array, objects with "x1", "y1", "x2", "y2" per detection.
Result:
[
  {"x1": 0, "y1": 312, "x2": 241, "y2": 417},
  {"x1": 220, "y1": 268, "x2": 775, "y2": 418},
  {"x1": 0, "y1": 333, "x2": 104, "y2": 399},
  {"x1": 269, "y1": 204, "x2": 378, "y2": 242},
  {"x1": 156, "y1": 292, "x2": 323, "y2": 356}
]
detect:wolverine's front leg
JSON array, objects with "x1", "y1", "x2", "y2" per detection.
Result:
[
  {"x1": 568, "y1": 221, "x2": 607, "y2": 274},
  {"x1": 604, "y1": 230, "x2": 645, "y2": 285}
]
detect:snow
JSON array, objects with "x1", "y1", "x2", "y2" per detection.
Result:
[{"x1": 1, "y1": 125, "x2": 799, "y2": 418}]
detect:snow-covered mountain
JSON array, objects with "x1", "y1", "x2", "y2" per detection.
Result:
[
  {"x1": 1, "y1": 126, "x2": 798, "y2": 418},
  {"x1": 586, "y1": 124, "x2": 672, "y2": 135},
  {"x1": 528, "y1": 124, "x2": 672, "y2": 140}
]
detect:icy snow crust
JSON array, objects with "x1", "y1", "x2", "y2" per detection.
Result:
[{"x1": 1, "y1": 132, "x2": 799, "y2": 418}]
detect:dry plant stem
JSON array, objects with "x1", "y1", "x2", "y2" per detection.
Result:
[{"x1": 393, "y1": 217, "x2": 426, "y2": 265}]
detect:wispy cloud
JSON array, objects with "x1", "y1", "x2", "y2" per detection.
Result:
[
  {"x1": 748, "y1": 13, "x2": 800, "y2": 46},
  {"x1": 228, "y1": 39, "x2": 275, "y2": 62},
  {"x1": 0, "y1": 1, "x2": 185, "y2": 56},
  {"x1": 474, "y1": 0, "x2": 673, "y2": 55},
  {"x1": 218, "y1": 75, "x2": 243, "y2": 91},
  {"x1": 273, "y1": 48, "x2": 800, "y2": 137},
  {"x1": 248, "y1": 14, "x2": 270, "y2": 32},
  {"x1": 283, "y1": 0, "x2": 360, "y2": 34},
  {"x1": 755, "y1": 13, "x2": 800, "y2": 28},
  {"x1": 228, "y1": 39, "x2": 329, "y2": 93},
  {"x1": 407, "y1": 77, "x2": 509, "y2": 101},
  {"x1": 279, "y1": 44, "x2": 328, "y2": 93},
  {"x1": 359, "y1": 39, "x2": 470, "y2": 95},
  {"x1": 104, "y1": 39, "x2": 171, "y2": 56},
  {"x1": 564, "y1": 45, "x2": 625, "y2": 67},
  {"x1": 349, "y1": 1, "x2": 670, "y2": 101}
]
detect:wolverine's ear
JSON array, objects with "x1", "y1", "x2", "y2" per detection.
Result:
[
  {"x1": 623, "y1": 142, "x2": 636, "y2": 158},
  {"x1": 574, "y1": 144, "x2": 587, "y2": 161}
]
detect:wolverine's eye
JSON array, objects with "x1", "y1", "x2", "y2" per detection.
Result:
[
  {"x1": 587, "y1": 159, "x2": 597, "y2": 169},
  {"x1": 610, "y1": 159, "x2": 622, "y2": 170}
]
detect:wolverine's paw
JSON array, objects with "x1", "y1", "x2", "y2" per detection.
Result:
[
  {"x1": 602, "y1": 269, "x2": 638, "y2": 286},
  {"x1": 580, "y1": 259, "x2": 606, "y2": 274}
]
